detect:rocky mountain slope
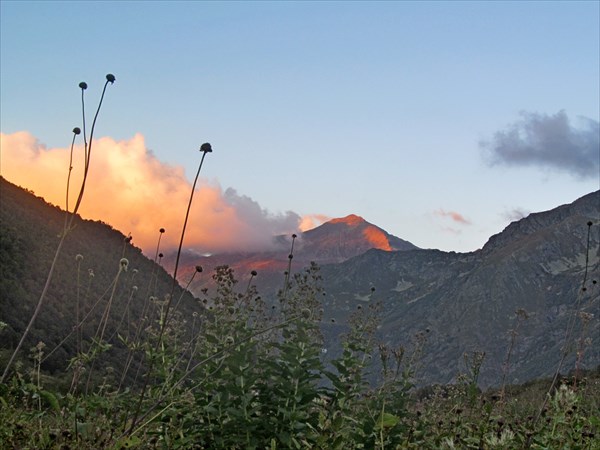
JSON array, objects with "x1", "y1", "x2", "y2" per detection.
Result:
[{"x1": 318, "y1": 191, "x2": 599, "y2": 387}]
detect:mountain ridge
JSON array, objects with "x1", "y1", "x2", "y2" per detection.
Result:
[{"x1": 1, "y1": 176, "x2": 598, "y2": 388}]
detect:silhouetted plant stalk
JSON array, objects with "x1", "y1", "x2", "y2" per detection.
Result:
[
  {"x1": 530, "y1": 220, "x2": 596, "y2": 437},
  {"x1": 85, "y1": 258, "x2": 129, "y2": 393},
  {"x1": 1, "y1": 74, "x2": 115, "y2": 384},
  {"x1": 114, "y1": 229, "x2": 169, "y2": 390},
  {"x1": 500, "y1": 308, "x2": 529, "y2": 404},
  {"x1": 171, "y1": 265, "x2": 203, "y2": 314},
  {"x1": 282, "y1": 233, "x2": 297, "y2": 299},
  {"x1": 129, "y1": 142, "x2": 212, "y2": 432},
  {"x1": 75, "y1": 254, "x2": 84, "y2": 354}
]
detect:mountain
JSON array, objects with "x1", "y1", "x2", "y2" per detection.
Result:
[
  {"x1": 169, "y1": 214, "x2": 419, "y2": 295},
  {"x1": 1, "y1": 176, "x2": 598, "y2": 389},
  {"x1": 0, "y1": 177, "x2": 197, "y2": 382},
  {"x1": 318, "y1": 191, "x2": 600, "y2": 387}
]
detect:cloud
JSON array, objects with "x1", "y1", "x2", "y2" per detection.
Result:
[
  {"x1": 434, "y1": 209, "x2": 471, "y2": 225},
  {"x1": 481, "y1": 110, "x2": 599, "y2": 179},
  {"x1": 0, "y1": 131, "x2": 306, "y2": 254},
  {"x1": 299, "y1": 214, "x2": 331, "y2": 231}
]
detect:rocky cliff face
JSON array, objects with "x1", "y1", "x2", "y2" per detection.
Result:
[{"x1": 319, "y1": 191, "x2": 599, "y2": 387}]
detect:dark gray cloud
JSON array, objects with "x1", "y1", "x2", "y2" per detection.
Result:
[
  {"x1": 223, "y1": 187, "x2": 301, "y2": 249},
  {"x1": 481, "y1": 111, "x2": 599, "y2": 179}
]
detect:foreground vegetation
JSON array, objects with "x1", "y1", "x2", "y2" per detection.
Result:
[{"x1": 1, "y1": 263, "x2": 599, "y2": 449}]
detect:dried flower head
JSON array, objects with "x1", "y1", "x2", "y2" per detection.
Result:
[
  {"x1": 106, "y1": 73, "x2": 116, "y2": 83},
  {"x1": 73, "y1": 127, "x2": 81, "y2": 135},
  {"x1": 120, "y1": 258, "x2": 129, "y2": 270},
  {"x1": 251, "y1": 270, "x2": 257, "y2": 276},
  {"x1": 200, "y1": 142, "x2": 213, "y2": 153},
  {"x1": 225, "y1": 336, "x2": 235, "y2": 346},
  {"x1": 79, "y1": 82, "x2": 88, "y2": 90},
  {"x1": 75, "y1": 254, "x2": 84, "y2": 262},
  {"x1": 579, "y1": 311, "x2": 594, "y2": 324},
  {"x1": 195, "y1": 265, "x2": 203, "y2": 273},
  {"x1": 301, "y1": 308, "x2": 312, "y2": 319},
  {"x1": 159, "y1": 228, "x2": 165, "y2": 233}
]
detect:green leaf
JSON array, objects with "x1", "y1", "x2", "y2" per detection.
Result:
[
  {"x1": 39, "y1": 390, "x2": 59, "y2": 411},
  {"x1": 375, "y1": 412, "x2": 400, "y2": 430}
]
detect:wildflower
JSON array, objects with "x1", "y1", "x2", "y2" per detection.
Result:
[
  {"x1": 78, "y1": 82, "x2": 87, "y2": 90},
  {"x1": 73, "y1": 127, "x2": 81, "y2": 135},
  {"x1": 120, "y1": 258, "x2": 129, "y2": 270},
  {"x1": 106, "y1": 73, "x2": 116, "y2": 83},
  {"x1": 75, "y1": 254, "x2": 83, "y2": 262}
]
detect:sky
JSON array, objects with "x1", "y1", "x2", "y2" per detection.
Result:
[{"x1": 1, "y1": 1, "x2": 599, "y2": 255}]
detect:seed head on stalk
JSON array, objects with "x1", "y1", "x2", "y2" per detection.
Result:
[
  {"x1": 1, "y1": 75, "x2": 115, "y2": 384},
  {"x1": 129, "y1": 142, "x2": 213, "y2": 431}
]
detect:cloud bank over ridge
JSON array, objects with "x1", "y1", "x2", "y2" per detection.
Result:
[{"x1": 0, "y1": 131, "x2": 305, "y2": 254}]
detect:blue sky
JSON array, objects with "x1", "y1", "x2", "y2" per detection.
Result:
[{"x1": 1, "y1": 1, "x2": 599, "y2": 253}]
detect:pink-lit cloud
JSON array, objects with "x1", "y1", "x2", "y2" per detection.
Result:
[
  {"x1": 299, "y1": 214, "x2": 331, "y2": 232},
  {"x1": 1, "y1": 131, "x2": 319, "y2": 255},
  {"x1": 434, "y1": 209, "x2": 472, "y2": 225}
]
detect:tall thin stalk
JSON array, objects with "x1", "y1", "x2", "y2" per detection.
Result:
[
  {"x1": 1, "y1": 74, "x2": 115, "y2": 384},
  {"x1": 529, "y1": 220, "x2": 595, "y2": 439},
  {"x1": 282, "y1": 233, "x2": 297, "y2": 299},
  {"x1": 128, "y1": 142, "x2": 212, "y2": 432}
]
